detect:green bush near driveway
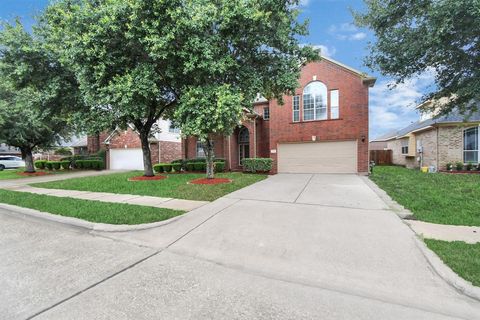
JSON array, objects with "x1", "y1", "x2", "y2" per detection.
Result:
[
  {"x1": 242, "y1": 158, "x2": 273, "y2": 173},
  {"x1": 0, "y1": 189, "x2": 184, "y2": 225},
  {"x1": 370, "y1": 166, "x2": 480, "y2": 226},
  {"x1": 425, "y1": 239, "x2": 480, "y2": 287},
  {"x1": 34, "y1": 160, "x2": 47, "y2": 169},
  {"x1": 33, "y1": 171, "x2": 267, "y2": 201}
]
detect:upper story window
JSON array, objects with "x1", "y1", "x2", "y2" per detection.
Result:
[
  {"x1": 464, "y1": 127, "x2": 479, "y2": 163},
  {"x1": 303, "y1": 81, "x2": 327, "y2": 121},
  {"x1": 330, "y1": 90, "x2": 339, "y2": 119},
  {"x1": 292, "y1": 95, "x2": 300, "y2": 122},
  {"x1": 263, "y1": 107, "x2": 270, "y2": 120}
]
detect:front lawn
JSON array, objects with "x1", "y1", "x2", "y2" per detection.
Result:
[
  {"x1": 0, "y1": 189, "x2": 184, "y2": 225},
  {"x1": 0, "y1": 168, "x2": 70, "y2": 180},
  {"x1": 425, "y1": 239, "x2": 480, "y2": 287},
  {"x1": 32, "y1": 172, "x2": 267, "y2": 201},
  {"x1": 370, "y1": 166, "x2": 480, "y2": 226}
]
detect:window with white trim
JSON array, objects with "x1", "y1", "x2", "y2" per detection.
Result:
[
  {"x1": 303, "y1": 81, "x2": 327, "y2": 121},
  {"x1": 401, "y1": 139, "x2": 409, "y2": 155},
  {"x1": 263, "y1": 107, "x2": 270, "y2": 120},
  {"x1": 464, "y1": 127, "x2": 479, "y2": 163},
  {"x1": 330, "y1": 89, "x2": 339, "y2": 119},
  {"x1": 196, "y1": 141, "x2": 205, "y2": 158},
  {"x1": 292, "y1": 95, "x2": 300, "y2": 122}
]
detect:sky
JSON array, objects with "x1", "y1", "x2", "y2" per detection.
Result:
[{"x1": 0, "y1": 0, "x2": 434, "y2": 139}]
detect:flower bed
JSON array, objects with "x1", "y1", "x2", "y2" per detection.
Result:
[
  {"x1": 128, "y1": 175, "x2": 168, "y2": 181},
  {"x1": 17, "y1": 171, "x2": 51, "y2": 177},
  {"x1": 440, "y1": 170, "x2": 480, "y2": 174},
  {"x1": 189, "y1": 178, "x2": 231, "y2": 185}
]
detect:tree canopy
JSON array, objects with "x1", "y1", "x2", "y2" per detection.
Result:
[
  {"x1": 355, "y1": 0, "x2": 480, "y2": 115},
  {"x1": 0, "y1": 21, "x2": 81, "y2": 172}
]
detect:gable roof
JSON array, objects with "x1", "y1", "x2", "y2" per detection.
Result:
[
  {"x1": 321, "y1": 56, "x2": 376, "y2": 87},
  {"x1": 371, "y1": 109, "x2": 480, "y2": 142}
]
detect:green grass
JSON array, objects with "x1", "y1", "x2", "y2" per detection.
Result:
[
  {"x1": 425, "y1": 239, "x2": 480, "y2": 287},
  {"x1": 0, "y1": 168, "x2": 70, "y2": 180},
  {"x1": 0, "y1": 189, "x2": 184, "y2": 225},
  {"x1": 370, "y1": 166, "x2": 480, "y2": 226},
  {"x1": 32, "y1": 172, "x2": 267, "y2": 201}
]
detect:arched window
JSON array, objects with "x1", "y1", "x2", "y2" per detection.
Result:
[
  {"x1": 464, "y1": 127, "x2": 479, "y2": 163},
  {"x1": 303, "y1": 81, "x2": 327, "y2": 121},
  {"x1": 238, "y1": 127, "x2": 249, "y2": 144}
]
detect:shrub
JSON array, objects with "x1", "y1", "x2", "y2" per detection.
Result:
[
  {"x1": 242, "y1": 158, "x2": 273, "y2": 173},
  {"x1": 153, "y1": 164, "x2": 164, "y2": 173},
  {"x1": 172, "y1": 163, "x2": 182, "y2": 172},
  {"x1": 75, "y1": 160, "x2": 103, "y2": 170},
  {"x1": 34, "y1": 160, "x2": 47, "y2": 170},
  {"x1": 194, "y1": 162, "x2": 206, "y2": 171},
  {"x1": 446, "y1": 162, "x2": 453, "y2": 171},
  {"x1": 186, "y1": 162, "x2": 195, "y2": 171},
  {"x1": 51, "y1": 161, "x2": 61, "y2": 170},
  {"x1": 214, "y1": 161, "x2": 225, "y2": 172},
  {"x1": 466, "y1": 162, "x2": 474, "y2": 171},
  {"x1": 455, "y1": 161, "x2": 464, "y2": 171},
  {"x1": 163, "y1": 163, "x2": 172, "y2": 173},
  {"x1": 60, "y1": 161, "x2": 70, "y2": 170},
  {"x1": 45, "y1": 162, "x2": 54, "y2": 170},
  {"x1": 54, "y1": 147, "x2": 72, "y2": 156}
]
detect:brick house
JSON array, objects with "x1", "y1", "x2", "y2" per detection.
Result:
[
  {"x1": 88, "y1": 119, "x2": 182, "y2": 170},
  {"x1": 183, "y1": 57, "x2": 376, "y2": 174},
  {"x1": 370, "y1": 106, "x2": 480, "y2": 170}
]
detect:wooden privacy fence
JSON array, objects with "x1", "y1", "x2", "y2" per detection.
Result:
[{"x1": 370, "y1": 150, "x2": 392, "y2": 165}]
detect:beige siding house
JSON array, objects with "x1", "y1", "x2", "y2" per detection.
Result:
[{"x1": 371, "y1": 109, "x2": 480, "y2": 170}]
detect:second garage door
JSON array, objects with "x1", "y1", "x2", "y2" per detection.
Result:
[
  {"x1": 277, "y1": 140, "x2": 357, "y2": 173},
  {"x1": 109, "y1": 149, "x2": 144, "y2": 170}
]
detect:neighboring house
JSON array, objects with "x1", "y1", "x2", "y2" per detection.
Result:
[
  {"x1": 371, "y1": 107, "x2": 480, "y2": 170},
  {"x1": 0, "y1": 143, "x2": 21, "y2": 156},
  {"x1": 88, "y1": 119, "x2": 182, "y2": 170},
  {"x1": 183, "y1": 56, "x2": 376, "y2": 174},
  {"x1": 369, "y1": 130, "x2": 397, "y2": 151},
  {"x1": 71, "y1": 136, "x2": 88, "y2": 155}
]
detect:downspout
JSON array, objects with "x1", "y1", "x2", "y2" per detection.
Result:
[
  {"x1": 253, "y1": 118, "x2": 257, "y2": 158},
  {"x1": 436, "y1": 127, "x2": 439, "y2": 169},
  {"x1": 228, "y1": 135, "x2": 231, "y2": 171}
]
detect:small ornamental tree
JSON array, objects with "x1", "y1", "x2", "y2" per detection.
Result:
[
  {"x1": 0, "y1": 21, "x2": 80, "y2": 173},
  {"x1": 176, "y1": 85, "x2": 244, "y2": 178},
  {"x1": 355, "y1": 0, "x2": 480, "y2": 115},
  {"x1": 174, "y1": 0, "x2": 318, "y2": 178}
]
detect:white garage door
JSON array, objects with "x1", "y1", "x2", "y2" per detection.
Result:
[
  {"x1": 278, "y1": 141, "x2": 357, "y2": 173},
  {"x1": 109, "y1": 149, "x2": 144, "y2": 170}
]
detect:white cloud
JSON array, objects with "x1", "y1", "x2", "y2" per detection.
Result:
[
  {"x1": 369, "y1": 71, "x2": 436, "y2": 139},
  {"x1": 299, "y1": 0, "x2": 311, "y2": 6},
  {"x1": 312, "y1": 44, "x2": 336, "y2": 57},
  {"x1": 328, "y1": 23, "x2": 367, "y2": 41}
]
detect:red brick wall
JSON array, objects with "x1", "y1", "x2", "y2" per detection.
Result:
[
  {"x1": 159, "y1": 141, "x2": 182, "y2": 163},
  {"x1": 108, "y1": 128, "x2": 142, "y2": 149},
  {"x1": 268, "y1": 59, "x2": 370, "y2": 173}
]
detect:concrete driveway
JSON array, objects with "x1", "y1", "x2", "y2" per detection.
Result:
[{"x1": 2, "y1": 174, "x2": 480, "y2": 319}]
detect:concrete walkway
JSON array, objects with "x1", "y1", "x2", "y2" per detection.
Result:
[
  {"x1": 4, "y1": 185, "x2": 208, "y2": 211},
  {"x1": 2, "y1": 173, "x2": 480, "y2": 319},
  {"x1": 407, "y1": 220, "x2": 480, "y2": 244}
]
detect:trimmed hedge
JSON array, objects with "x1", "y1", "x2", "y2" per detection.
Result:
[
  {"x1": 52, "y1": 161, "x2": 61, "y2": 170},
  {"x1": 34, "y1": 160, "x2": 47, "y2": 170},
  {"x1": 45, "y1": 162, "x2": 54, "y2": 170},
  {"x1": 242, "y1": 158, "x2": 273, "y2": 173},
  {"x1": 75, "y1": 160, "x2": 104, "y2": 170},
  {"x1": 193, "y1": 162, "x2": 206, "y2": 171},
  {"x1": 214, "y1": 161, "x2": 225, "y2": 172},
  {"x1": 172, "y1": 163, "x2": 182, "y2": 172},
  {"x1": 153, "y1": 163, "x2": 164, "y2": 173},
  {"x1": 60, "y1": 161, "x2": 70, "y2": 170},
  {"x1": 153, "y1": 163, "x2": 172, "y2": 173},
  {"x1": 185, "y1": 162, "x2": 195, "y2": 171}
]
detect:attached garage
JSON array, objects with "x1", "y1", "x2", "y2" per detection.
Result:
[
  {"x1": 277, "y1": 140, "x2": 357, "y2": 173},
  {"x1": 109, "y1": 148, "x2": 144, "y2": 170}
]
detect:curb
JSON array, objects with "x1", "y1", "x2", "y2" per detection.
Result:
[
  {"x1": 0, "y1": 203, "x2": 183, "y2": 232},
  {"x1": 413, "y1": 236, "x2": 480, "y2": 301},
  {"x1": 361, "y1": 176, "x2": 480, "y2": 302}
]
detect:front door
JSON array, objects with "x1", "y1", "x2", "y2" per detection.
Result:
[{"x1": 238, "y1": 127, "x2": 250, "y2": 166}]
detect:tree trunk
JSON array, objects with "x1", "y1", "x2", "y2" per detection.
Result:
[
  {"x1": 139, "y1": 131, "x2": 154, "y2": 177},
  {"x1": 21, "y1": 147, "x2": 35, "y2": 173},
  {"x1": 204, "y1": 138, "x2": 215, "y2": 179}
]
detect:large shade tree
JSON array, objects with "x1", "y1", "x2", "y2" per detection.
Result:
[
  {"x1": 0, "y1": 21, "x2": 80, "y2": 173},
  {"x1": 43, "y1": 0, "x2": 186, "y2": 177},
  {"x1": 174, "y1": 0, "x2": 318, "y2": 178},
  {"x1": 355, "y1": 0, "x2": 480, "y2": 115}
]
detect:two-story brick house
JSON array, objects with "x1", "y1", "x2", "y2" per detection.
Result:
[{"x1": 183, "y1": 57, "x2": 376, "y2": 174}]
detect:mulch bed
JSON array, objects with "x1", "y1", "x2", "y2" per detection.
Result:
[
  {"x1": 17, "y1": 171, "x2": 51, "y2": 177},
  {"x1": 440, "y1": 170, "x2": 480, "y2": 174},
  {"x1": 189, "y1": 177, "x2": 232, "y2": 185},
  {"x1": 128, "y1": 175, "x2": 168, "y2": 181}
]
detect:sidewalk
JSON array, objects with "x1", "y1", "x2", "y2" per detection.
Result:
[
  {"x1": 406, "y1": 220, "x2": 480, "y2": 244},
  {"x1": 4, "y1": 185, "x2": 209, "y2": 211}
]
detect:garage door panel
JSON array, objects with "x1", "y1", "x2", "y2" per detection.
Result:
[
  {"x1": 110, "y1": 149, "x2": 144, "y2": 170},
  {"x1": 278, "y1": 141, "x2": 357, "y2": 173}
]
